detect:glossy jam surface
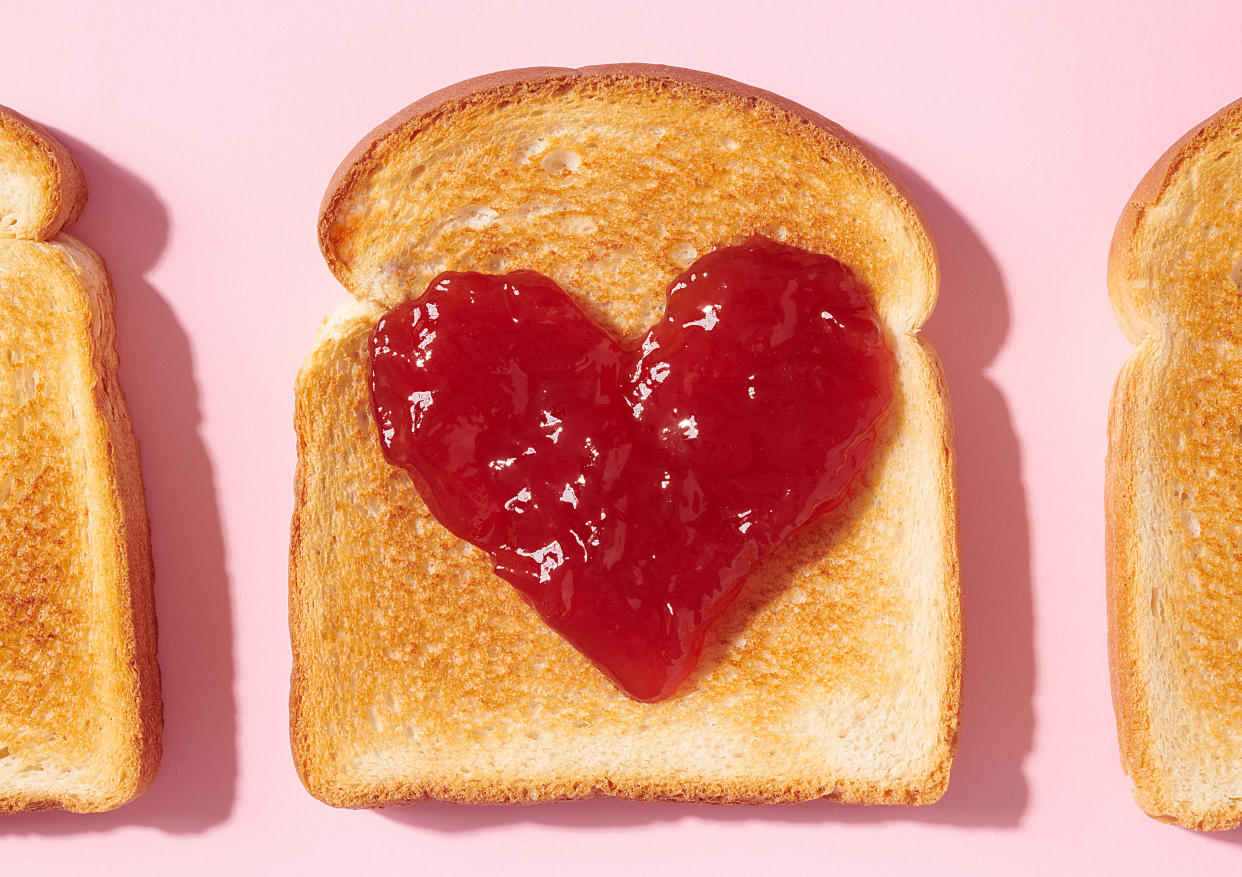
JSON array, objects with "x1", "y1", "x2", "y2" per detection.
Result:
[{"x1": 369, "y1": 237, "x2": 895, "y2": 701}]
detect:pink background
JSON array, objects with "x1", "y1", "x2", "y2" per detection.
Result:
[{"x1": 3, "y1": 0, "x2": 1241, "y2": 872}]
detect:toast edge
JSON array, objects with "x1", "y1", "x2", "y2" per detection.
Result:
[
  {"x1": 916, "y1": 333, "x2": 963, "y2": 806},
  {"x1": 71, "y1": 237, "x2": 162, "y2": 811},
  {"x1": 0, "y1": 105, "x2": 87, "y2": 243}
]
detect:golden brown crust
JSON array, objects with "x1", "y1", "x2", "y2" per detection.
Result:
[
  {"x1": 296, "y1": 69, "x2": 958, "y2": 808},
  {"x1": 1107, "y1": 97, "x2": 1242, "y2": 831},
  {"x1": 287, "y1": 349, "x2": 316, "y2": 800},
  {"x1": 74, "y1": 241, "x2": 162, "y2": 806},
  {"x1": 311, "y1": 776, "x2": 940, "y2": 809},
  {"x1": 1105, "y1": 358, "x2": 1136, "y2": 770},
  {"x1": 1106, "y1": 346, "x2": 1156, "y2": 821},
  {"x1": 919, "y1": 334, "x2": 964, "y2": 802},
  {"x1": 0, "y1": 105, "x2": 87, "y2": 241}
]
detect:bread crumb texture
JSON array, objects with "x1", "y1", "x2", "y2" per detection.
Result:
[
  {"x1": 1109, "y1": 99, "x2": 1242, "y2": 829},
  {"x1": 295, "y1": 69, "x2": 959, "y2": 807},
  {"x1": 0, "y1": 242, "x2": 140, "y2": 810}
]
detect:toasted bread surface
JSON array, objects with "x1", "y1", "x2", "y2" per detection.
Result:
[
  {"x1": 293, "y1": 66, "x2": 959, "y2": 806},
  {"x1": 1108, "y1": 97, "x2": 1242, "y2": 830},
  {"x1": 0, "y1": 109, "x2": 158, "y2": 813}
]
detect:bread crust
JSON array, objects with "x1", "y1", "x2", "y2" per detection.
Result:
[
  {"x1": 297, "y1": 67, "x2": 958, "y2": 808},
  {"x1": 1107, "y1": 97, "x2": 1242, "y2": 830},
  {"x1": 1108, "y1": 97, "x2": 1242, "y2": 344},
  {"x1": 0, "y1": 105, "x2": 87, "y2": 241},
  {"x1": 0, "y1": 110, "x2": 159, "y2": 812},
  {"x1": 67, "y1": 236, "x2": 162, "y2": 809}
]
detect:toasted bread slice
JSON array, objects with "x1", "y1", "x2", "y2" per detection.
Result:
[
  {"x1": 291, "y1": 66, "x2": 960, "y2": 806},
  {"x1": 0, "y1": 107, "x2": 159, "y2": 812},
  {"x1": 1107, "y1": 98, "x2": 1242, "y2": 830}
]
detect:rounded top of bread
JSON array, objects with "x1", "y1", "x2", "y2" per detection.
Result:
[
  {"x1": 319, "y1": 65, "x2": 938, "y2": 336},
  {"x1": 0, "y1": 105, "x2": 86, "y2": 242},
  {"x1": 1108, "y1": 96, "x2": 1242, "y2": 344}
]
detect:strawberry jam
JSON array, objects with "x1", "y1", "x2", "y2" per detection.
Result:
[{"x1": 369, "y1": 236, "x2": 895, "y2": 701}]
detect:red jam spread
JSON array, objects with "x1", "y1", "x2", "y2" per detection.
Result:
[{"x1": 369, "y1": 236, "x2": 895, "y2": 701}]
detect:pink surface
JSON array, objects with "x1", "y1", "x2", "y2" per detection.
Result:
[{"x1": 3, "y1": 0, "x2": 1241, "y2": 872}]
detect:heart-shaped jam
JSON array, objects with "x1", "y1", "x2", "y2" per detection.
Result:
[{"x1": 369, "y1": 236, "x2": 895, "y2": 701}]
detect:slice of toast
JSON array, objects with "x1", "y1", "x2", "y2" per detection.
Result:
[
  {"x1": 0, "y1": 106, "x2": 160, "y2": 812},
  {"x1": 1107, "y1": 97, "x2": 1242, "y2": 830},
  {"x1": 291, "y1": 66, "x2": 960, "y2": 806}
]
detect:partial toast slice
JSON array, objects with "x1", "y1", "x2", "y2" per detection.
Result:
[
  {"x1": 0, "y1": 107, "x2": 85, "y2": 242},
  {"x1": 1108, "y1": 97, "x2": 1242, "y2": 830},
  {"x1": 291, "y1": 66, "x2": 960, "y2": 806},
  {"x1": 0, "y1": 106, "x2": 159, "y2": 812}
]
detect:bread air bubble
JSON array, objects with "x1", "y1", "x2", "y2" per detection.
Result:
[
  {"x1": 669, "y1": 242, "x2": 697, "y2": 268},
  {"x1": 540, "y1": 149, "x2": 581, "y2": 175},
  {"x1": 453, "y1": 205, "x2": 498, "y2": 230},
  {"x1": 512, "y1": 139, "x2": 548, "y2": 163}
]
